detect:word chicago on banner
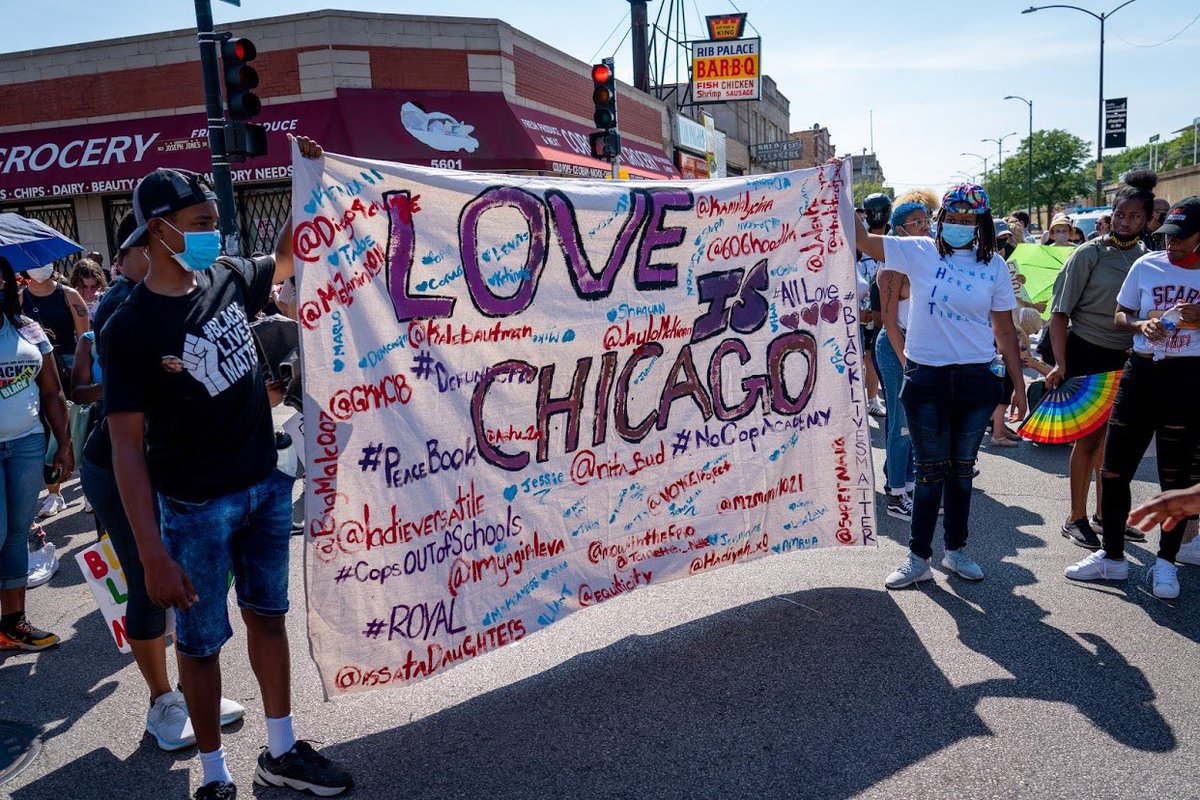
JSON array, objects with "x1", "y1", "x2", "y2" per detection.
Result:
[{"x1": 292, "y1": 145, "x2": 874, "y2": 697}]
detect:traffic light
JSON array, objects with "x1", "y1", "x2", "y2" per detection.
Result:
[
  {"x1": 221, "y1": 36, "x2": 261, "y2": 120},
  {"x1": 588, "y1": 130, "x2": 621, "y2": 161},
  {"x1": 591, "y1": 58, "x2": 617, "y2": 130}
]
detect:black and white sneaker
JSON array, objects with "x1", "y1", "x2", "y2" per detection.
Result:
[
  {"x1": 255, "y1": 742, "x2": 353, "y2": 797},
  {"x1": 1090, "y1": 514, "x2": 1146, "y2": 543},
  {"x1": 1062, "y1": 518, "x2": 1101, "y2": 550},
  {"x1": 193, "y1": 782, "x2": 236, "y2": 800},
  {"x1": 886, "y1": 492, "x2": 913, "y2": 521}
]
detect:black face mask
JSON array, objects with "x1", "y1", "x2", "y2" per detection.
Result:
[{"x1": 1000, "y1": 240, "x2": 1016, "y2": 259}]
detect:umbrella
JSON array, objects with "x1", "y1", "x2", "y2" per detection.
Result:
[
  {"x1": 1007, "y1": 243, "x2": 1072, "y2": 320},
  {"x1": 1018, "y1": 370, "x2": 1121, "y2": 445},
  {"x1": 0, "y1": 212, "x2": 83, "y2": 272}
]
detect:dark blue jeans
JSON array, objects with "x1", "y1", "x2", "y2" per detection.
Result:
[{"x1": 900, "y1": 361, "x2": 1002, "y2": 559}]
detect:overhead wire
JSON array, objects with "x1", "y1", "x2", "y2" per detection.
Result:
[
  {"x1": 588, "y1": 10, "x2": 631, "y2": 63},
  {"x1": 1112, "y1": 11, "x2": 1200, "y2": 48}
]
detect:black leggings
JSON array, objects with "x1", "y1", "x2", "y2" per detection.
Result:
[{"x1": 1100, "y1": 356, "x2": 1200, "y2": 561}]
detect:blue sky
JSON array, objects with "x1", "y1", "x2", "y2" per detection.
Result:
[{"x1": 2, "y1": 0, "x2": 1197, "y2": 195}]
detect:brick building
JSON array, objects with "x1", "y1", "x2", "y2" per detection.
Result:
[{"x1": 0, "y1": 10, "x2": 681, "y2": 262}]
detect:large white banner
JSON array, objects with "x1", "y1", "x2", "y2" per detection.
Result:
[{"x1": 291, "y1": 148, "x2": 874, "y2": 697}]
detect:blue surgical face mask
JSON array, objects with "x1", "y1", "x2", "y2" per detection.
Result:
[
  {"x1": 161, "y1": 220, "x2": 221, "y2": 271},
  {"x1": 940, "y1": 221, "x2": 977, "y2": 249}
]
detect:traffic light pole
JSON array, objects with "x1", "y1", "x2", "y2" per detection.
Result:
[
  {"x1": 612, "y1": 154, "x2": 621, "y2": 180},
  {"x1": 194, "y1": 0, "x2": 240, "y2": 255}
]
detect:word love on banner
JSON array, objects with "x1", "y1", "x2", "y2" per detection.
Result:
[{"x1": 291, "y1": 145, "x2": 875, "y2": 697}]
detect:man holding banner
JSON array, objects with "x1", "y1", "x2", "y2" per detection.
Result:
[{"x1": 101, "y1": 137, "x2": 352, "y2": 800}]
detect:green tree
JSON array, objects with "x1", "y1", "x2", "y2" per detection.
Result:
[
  {"x1": 1102, "y1": 128, "x2": 1196, "y2": 183},
  {"x1": 983, "y1": 129, "x2": 1090, "y2": 220},
  {"x1": 852, "y1": 181, "x2": 894, "y2": 206}
]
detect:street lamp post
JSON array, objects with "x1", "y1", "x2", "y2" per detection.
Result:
[
  {"x1": 1022, "y1": 1, "x2": 1139, "y2": 206},
  {"x1": 982, "y1": 132, "x2": 1019, "y2": 213},
  {"x1": 1005, "y1": 95, "x2": 1034, "y2": 216},
  {"x1": 961, "y1": 152, "x2": 989, "y2": 188}
]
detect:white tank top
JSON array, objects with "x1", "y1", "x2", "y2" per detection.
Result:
[{"x1": 897, "y1": 297, "x2": 911, "y2": 332}]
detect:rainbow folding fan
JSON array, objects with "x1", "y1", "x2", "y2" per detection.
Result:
[{"x1": 1018, "y1": 370, "x2": 1122, "y2": 445}]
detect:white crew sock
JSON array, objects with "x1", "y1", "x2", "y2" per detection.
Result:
[
  {"x1": 199, "y1": 747, "x2": 232, "y2": 786},
  {"x1": 904, "y1": 482, "x2": 915, "y2": 493},
  {"x1": 889, "y1": 487, "x2": 906, "y2": 496},
  {"x1": 266, "y1": 714, "x2": 296, "y2": 758}
]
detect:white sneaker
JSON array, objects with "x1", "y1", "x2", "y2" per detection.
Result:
[
  {"x1": 1150, "y1": 558, "x2": 1180, "y2": 599},
  {"x1": 1176, "y1": 536, "x2": 1200, "y2": 567},
  {"x1": 146, "y1": 690, "x2": 195, "y2": 751},
  {"x1": 26, "y1": 543, "x2": 58, "y2": 588},
  {"x1": 1065, "y1": 550, "x2": 1129, "y2": 581},
  {"x1": 218, "y1": 696, "x2": 246, "y2": 727},
  {"x1": 36, "y1": 492, "x2": 66, "y2": 519},
  {"x1": 885, "y1": 552, "x2": 933, "y2": 589},
  {"x1": 867, "y1": 397, "x2": 886, "y2": 417}
]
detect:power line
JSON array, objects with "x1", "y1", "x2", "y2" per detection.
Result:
[
  {"x1": 1113, "y1": 11, "x2": 1200, "y2": 48},
  {"x1": 723, "y1": 0, "x2": 762, "y2": 37},
  {"x1": 588, "y1": 10, "x2": 631, "y2": 63}
]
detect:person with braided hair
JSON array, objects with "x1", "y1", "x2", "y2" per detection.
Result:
[{"x1": 857, "y1": 183, "x2": 1026, "y2": 589}]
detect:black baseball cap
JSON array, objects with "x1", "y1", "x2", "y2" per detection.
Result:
[
  {"x1": 1157, "y1": 196, "x2": 1200, "y2": 239},
  {"x1": 121, "y1": 168, "x2": 217, "y2": 248}
]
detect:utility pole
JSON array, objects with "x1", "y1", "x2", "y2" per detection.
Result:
[
  {"x1": 983, "y1": 132, "x2": 1018, "y2": 213},
  {"x1": 1022, "y1": 1, "x2": 1140, "y2": 206},
  {"x1": 628, "y1": 0, "x2": 649, "y2": 92},
  {"x1": 193, "y1": 0, "x2": 240, "y2": 255},
  {"x1": 1005, "y1": 95, "x2": 1034, "y2": 215}
]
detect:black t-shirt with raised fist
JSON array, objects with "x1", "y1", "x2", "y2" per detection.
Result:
[{"x1": 100, "y1": 256, "x2": 276, "y2": 502}]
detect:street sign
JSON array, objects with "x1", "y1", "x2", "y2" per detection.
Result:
[
  {"x1": 217, "y1": 0, "x2": 241, "y2": 5},
  {"x1": 690, "y1": 37, "x2": 761, "y2": 102},
  {"x1": 705, "y1": 13, "x2": 747, "y2": 40},
  {"x1": 1104, "y1": 98, "x2": 1126, "y2": 149},
  {"x1": 751, "y1": 139, "x2": 804, "y2": 163},
  {"x1": 1149, "y1": 133, "x2": 1160, "y2": 143}
]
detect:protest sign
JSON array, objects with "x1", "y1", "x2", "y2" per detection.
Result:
[
  {"x1": 292, "y1": 148, "x2": 874, "y2": 697},
  {"x1": 75, "y1": 536, "x2": 173, "y2": 653}
]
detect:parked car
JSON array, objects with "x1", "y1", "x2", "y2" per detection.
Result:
[{"x1": 1067, "y1": 207, "x2": 1113, "y2": 239}]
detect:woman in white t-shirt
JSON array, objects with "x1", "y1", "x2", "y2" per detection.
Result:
[
  {"x1": 1065, "y1": 196, "x2": 1200, "y2": 599},
  {"x1": 0, "y1": 256, "x2": 74, "y2": 651},
  {"x1": 857, "y1": 183, "x2": 1026, "y2": 589}
]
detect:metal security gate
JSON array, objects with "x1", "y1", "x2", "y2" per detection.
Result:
[
  {"x1": 97, "y1": 182, "x2": 292, "y2": 263},
  {"x1": 0, "y1": 200, "x2": 81, "y2": 274},
  {"x1": 102, "y1": 195, "x2": 133, "y2": 261},
  {"x1": 235, "y1": 183, "x2": 291, "y2": 257}
]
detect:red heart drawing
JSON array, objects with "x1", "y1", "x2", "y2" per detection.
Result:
[
  {"x1": 821, "y1": 299, "x2": 841, "y2": 324},
  {"x1": 800, "y1": 303, "x2": 820, "y2": 326},
  {"x1": 780, "y1": 312, "x2": 800, "y2": 330}
]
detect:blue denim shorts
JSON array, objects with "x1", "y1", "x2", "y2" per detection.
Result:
[{"x1": 157, "y1": 469, "x2": 294, "y2": 657}]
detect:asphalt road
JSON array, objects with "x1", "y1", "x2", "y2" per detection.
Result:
[{"x1": 3, "y1": 415, "x2": 1198, "y2": 800}]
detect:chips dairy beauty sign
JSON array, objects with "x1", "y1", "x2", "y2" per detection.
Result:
[
  {"x1": 292, "y1": 148, "x2": 874, "y2": 697},
  {"x1": 691, "y1": 38, "x2": 761, "y2": 102}
]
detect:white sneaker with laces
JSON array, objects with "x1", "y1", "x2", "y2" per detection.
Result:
[
  {"x1": 36, "y1": 492, "x2": 65, "y2": 519},
  {"x1": 1176, "y1": 536, "x2": 1200, "y2": 567},
  {"x1": 1151, "y1": 558, "x2": 1180, "y2": 599},
  {"x1": 26, "y1": 543, "x2": 58, "y2": 588},
  {"x1": 867, "y1": 397, "x2": 886, "y2": 417},
  {"x1": 1064, "y1": 550, "x2": 1128, "y2": 581},
  {"x1": 146, "y1": 690, "x2": 195, "y2": 751}
]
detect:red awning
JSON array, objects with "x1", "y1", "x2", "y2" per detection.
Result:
[
  {"x1": 0, "y1": 88, "x2": 677, "y2": 201},
  {"x1": 333, "y1": 88, "x2": 678, "y2": 179},
  {"x1": 0, "y1": 99, "x2": 346, "y2": 200}
]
